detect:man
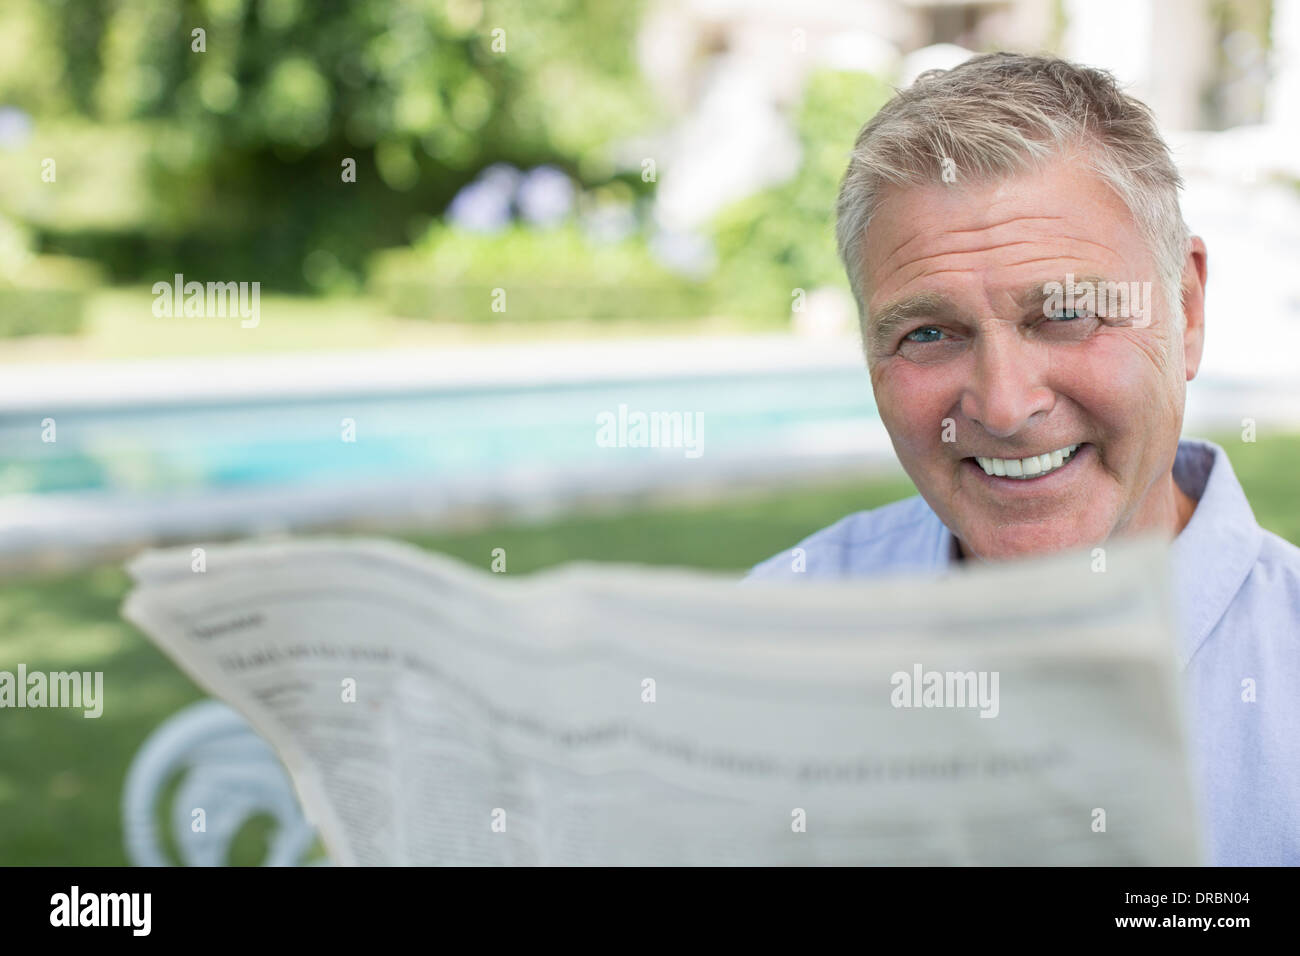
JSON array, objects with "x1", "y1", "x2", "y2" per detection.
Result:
[{"x1": 748, "y1": 53, "x2": 1300, "y2": 866}]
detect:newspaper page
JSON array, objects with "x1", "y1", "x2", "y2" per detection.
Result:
[{"x1": 120, "y1": 535, "x2": 1201, "y2": 866}]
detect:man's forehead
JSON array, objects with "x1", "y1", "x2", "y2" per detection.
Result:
[{"x1": 861, "y1": 156, "x2": 1142, "y2": 290}]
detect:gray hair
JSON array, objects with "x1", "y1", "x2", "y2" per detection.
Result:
[{"x1": 836, "y1": 53, "x2": 1190, "y2": 333}]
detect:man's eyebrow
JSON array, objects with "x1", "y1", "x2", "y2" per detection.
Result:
[
  {"x1": 1032, "y1": 274, "x2": 1133, "y2": 314},
  {"x1": 868, "y1": 292, "x2": 961, "y2": 352},
  {"x1": 1008, "y1": 275, "x2": 1121, "y2": 310}
]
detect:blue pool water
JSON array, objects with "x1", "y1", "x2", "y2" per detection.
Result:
[{"x1": 0, "y1": 368, "x2": 881, "y2": 497}]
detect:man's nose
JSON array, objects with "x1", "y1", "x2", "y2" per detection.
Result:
[{"x1": 958, "y1": 332, "x2": 1055, "y2": 439}]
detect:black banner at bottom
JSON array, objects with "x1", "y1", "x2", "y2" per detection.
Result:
[{"x1": 0, "y1": 865, "x2": 1285, "y2": 942}]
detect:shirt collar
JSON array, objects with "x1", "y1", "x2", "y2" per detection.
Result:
[
  {"x1": 928, "y1": 438, "x2": 1262, "y2": 666},
  {"x1": 1168, "y1": 438, "x2": 1263, "y2": 666}
]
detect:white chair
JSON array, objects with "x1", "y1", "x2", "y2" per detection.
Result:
[{"x1": 122, "y1": 699, "x2": 324, "y2": 866}]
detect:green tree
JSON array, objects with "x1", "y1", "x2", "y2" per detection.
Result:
[{"x1": 0, "y1": 0, "x2": 658, "y2": 289}]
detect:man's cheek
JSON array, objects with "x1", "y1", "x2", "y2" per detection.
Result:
[
  {"x1": 878, "y1": 369, "x2": 955, "y2": 442},
  {"x1": 878, "y1": 396, "x2": 948, "y2": 468},
  {"x1": 1063, "y1": 348, "x2": 1160, "y2": 422},
  {"x1": 1087, "y1": 331, "x2": 1175, "y2": 392}
]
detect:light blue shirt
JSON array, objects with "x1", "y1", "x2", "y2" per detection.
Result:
[{"x1": 747, "y1": 438, "x2": 1300, "y2": 866}]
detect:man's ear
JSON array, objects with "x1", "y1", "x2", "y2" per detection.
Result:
[{"x1": 1179, "y1": 236, "x2": 1208, "y2": 381}]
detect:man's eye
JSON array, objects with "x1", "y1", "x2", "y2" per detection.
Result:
[
  {"x1": 903, "y1": 326, "x2": 944, "y2": 343},
  {"x1": 1046, "y1": 309, "x2": 1093, "y2": 321}
]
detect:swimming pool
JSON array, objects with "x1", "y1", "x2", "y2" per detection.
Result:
[{"x1": 0, "y1": 366, "x2": 884, "y2": 497}]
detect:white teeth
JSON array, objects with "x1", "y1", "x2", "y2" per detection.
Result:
[{"x1": 976, "y1": 444, "x2": 1082, "y2": 480}]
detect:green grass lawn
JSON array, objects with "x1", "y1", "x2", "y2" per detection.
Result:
[{"x1": 0, "y1": 432, "x2": 1295, "y2": 865}]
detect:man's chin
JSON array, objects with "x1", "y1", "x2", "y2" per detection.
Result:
[{"x1": 954, "y1": 523, "x2": 1103, "y2": 562}]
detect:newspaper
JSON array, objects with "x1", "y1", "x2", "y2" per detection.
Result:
[{"x1": 121, "y1": 535, "x2": 1202, "y2": 866}]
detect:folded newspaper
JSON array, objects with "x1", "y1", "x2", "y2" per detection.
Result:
[{"x1": 121, "y1": 535, "x2": 1202, "y2": 866}]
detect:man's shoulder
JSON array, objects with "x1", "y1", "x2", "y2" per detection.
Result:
[{"x1": 744, "y1": 494, "x2": 945, "y2": 581}]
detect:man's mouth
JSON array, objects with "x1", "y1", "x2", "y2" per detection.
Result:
[{"x1": 972, "y1": 443, "x2": 1081, "y2": 479}]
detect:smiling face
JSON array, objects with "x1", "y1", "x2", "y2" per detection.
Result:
[{"x1": 862, "y1": 152, "x2": 1207, "y2": 560}]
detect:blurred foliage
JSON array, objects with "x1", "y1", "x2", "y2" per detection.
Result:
[
  {"x1": 0, "y1": 0, "x2": 898, "y2": 330},
  {"x1": 0, "y1": 0, "x2": 895, "y2": 327},
  {"x1": 0, "y1": 272, "x2": 90, "y2": 337},
  {"x1": 368, "y1": 69, "x2": 894, "y2": 326},
  {"x1": 0, "y1": 215, "x2": 100, "y2": 336},
  {"x1": 369, "y1": 222, "x2": 713, "y2": 321},
  {"x1": 0, "y1": 0, "x2": 659, "y2": 291},
  {"x1": 708, "y1": 69, "x2": 893, "y2": 322},
  {"x1": 1206, "y1": 0, "x2": 1273, "y2": 128}
]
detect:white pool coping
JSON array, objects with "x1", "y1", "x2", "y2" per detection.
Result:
[{"x1": 0, "y1": 333, "x2": 868, "y2": 413}]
